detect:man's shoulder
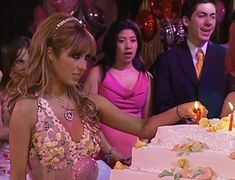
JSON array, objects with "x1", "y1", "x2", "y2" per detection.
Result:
[
  {"x1": 157, "y1": 44, "x2": 188, "y2": 61},
  {"x1": 208, "y1": 41, "x2": 227, "y2": 54}
]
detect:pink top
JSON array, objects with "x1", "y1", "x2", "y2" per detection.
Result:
[
  {"x1": 28, "y1": 98, "x2": 101, "y2": 180},
  {"x1": 99, "y1": 71, "x2": 150, "y2": 157}
]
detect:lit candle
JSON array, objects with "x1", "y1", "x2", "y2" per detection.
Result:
[
  {"x1": 194, "y1": 101, "x2": 201, "y2": 124},
  {"x1": 228, "y1": 102, "x2": 234, "y2": 131}
]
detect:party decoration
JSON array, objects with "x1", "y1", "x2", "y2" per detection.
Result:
[
  {"x1": 29, "y1": 6, "x2": 49, "y2": 33},
  {"x1": 215, "y1": 0, "x2": 225, "y2": 25},
  {"x1": 74, "y1": 5, "x2": 107, "y2": 39},
  {"x1": 174, "y1": 18, "x2": 186, "y2": 45},
  {"x1": 148, "y1": 0, "x2": 182, "y2": 20},
  {"x1": 148, "y1": 0, "x2": 164, "y2": 19},
  {"x1": 136, "y1": 9, "x2": 157, "y2": 42},
  {"x1": 84, "y1": 6, "x2": 107, "y2": 39},
  {"x1": 48, "y1": 0, "x2": 80, "y2": 13},
  {"x1": 82, "y1": 0, "x2": 98, "y2": 8},
  {"x1": 159, "y1": 18, "x2": 186, "y2": 49}
]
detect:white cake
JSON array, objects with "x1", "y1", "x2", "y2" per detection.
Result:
[{"x1": 110, "y1": 120, "x2": 235, "y2": 180}]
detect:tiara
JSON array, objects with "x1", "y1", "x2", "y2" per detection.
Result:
[{"x1": 55, "y1": 17, "x2": 81, "y2": 30}]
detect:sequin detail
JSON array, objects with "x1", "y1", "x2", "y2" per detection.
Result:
[{"x1": 29, "y1": 98, "x2": 101, "y2": 179}]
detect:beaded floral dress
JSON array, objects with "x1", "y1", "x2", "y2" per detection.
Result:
[
  {"x1": 28, "y1": 97, "x2": 101, "y2": 180},
  {"x1": 0, "y1": 95, "x2": 10, "y2": 178}
]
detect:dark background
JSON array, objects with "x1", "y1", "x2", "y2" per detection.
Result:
[{"x1": 0, "y1": 0, "x2": 233, "y2": 66}]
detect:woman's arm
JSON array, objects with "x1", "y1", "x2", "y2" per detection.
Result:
[
  {"x1": 0, "y1": 97, "x2": 9, "y2": 141},
  {"x1": 86, "y1": 66, "x2": 127, "y2": 165},
  {"x1": 142, "y1": 74, "x2": 152, "y2": 118},
  {"x1": 92, "y1": 94, "x2": 208, "y2": 139},
  {"x1": 9, "y1": 98, "x2": 37, "y2": 180}
]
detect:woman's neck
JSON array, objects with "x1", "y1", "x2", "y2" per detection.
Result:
[{"x1": 112, "y1": 62, "x2": 134, "y2": 71}]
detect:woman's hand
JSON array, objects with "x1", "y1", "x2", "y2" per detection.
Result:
[
  {"x1": 178, "y1": 101, "x2": 208, "y2": 120},
  {"x1": 106, "y1": 148, "x2": 126, "y2": 168}
]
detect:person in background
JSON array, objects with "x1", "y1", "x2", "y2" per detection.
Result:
[
  {"x1": 85, "y1": 19, "x2": 151, "y2": 167},
  {"x1": 0, "y1": 36, "x2": 31, "y2": 178},
  {"x1": 220, "y1": 9, "x2": 235, "y2": 49},
  {"x1": 7, "y1": 12, "x2": 207, "y2": 180},
  {"x1": 152, "y1": 0, "x2": 235, "y2": 120},
  {"x1": 220, "y1": 20, "x2": 235, "y2": 117}
]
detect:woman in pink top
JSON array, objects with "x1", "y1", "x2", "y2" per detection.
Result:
[{"x1": 85, "y1": 19, "x2": 152, "y2": 167}]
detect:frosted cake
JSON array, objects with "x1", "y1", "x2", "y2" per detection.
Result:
[{"x1": 110, "y1": 118, "x2": 235, "y2": 179}]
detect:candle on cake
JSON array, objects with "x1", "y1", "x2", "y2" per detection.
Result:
[
  {"x1": 194, "y1": 101, "x2": 201, "y2": 124},
  {"x1": 228, "y1": 102, "x2": 234, "y2": 131}
]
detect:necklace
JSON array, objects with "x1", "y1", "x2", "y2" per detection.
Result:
[{"x1": 53, "y1": 95, "x2": 74, "y2": 122}]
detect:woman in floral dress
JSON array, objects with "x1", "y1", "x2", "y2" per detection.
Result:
[{"x1": 7, "y1": 12, "x2": 207, "y2": 180}]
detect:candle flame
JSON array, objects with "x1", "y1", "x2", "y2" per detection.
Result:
[
  {"x1": 228, "y1": 102, "x2": 234, "y2": 111},
  {"x1": 194, "y1": 101, "x2": 199, "y2": 110}
]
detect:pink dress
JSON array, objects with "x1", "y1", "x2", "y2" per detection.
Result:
[
  {"x1": 99, "y1": 71, "x2": 150, "y2": 157},
  {"x1": 28, "y1": 98, "x2": 101, "y2": 180}
]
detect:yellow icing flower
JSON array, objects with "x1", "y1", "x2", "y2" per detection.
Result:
[
  {"x1": 133, "y1": 138, "x2": 147, "y2": 149},
  {"x1": 113, "y1": 161, "x2": 129, "y2": 170},
  {"x1": 199, "y1": 118, "x2": 211, "y2": 127},
  {"x1": 176, "y1": 158, "x2": 188, "y2": 168},
  {"x1": 183, "y1": 144, "x2": 191, "y2": 151},
  {"x1": 220, "y1": 117, "x2": 229, "y2": 129},
  {"x1": 210, "y1": 124, "x2": 222, "y2": 132}
]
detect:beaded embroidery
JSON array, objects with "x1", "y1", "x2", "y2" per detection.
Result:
[{"x1": 29, "y1": 98, "x2": 101, "y2": 172}]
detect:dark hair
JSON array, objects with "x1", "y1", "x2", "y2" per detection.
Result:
[
  {"x1": 0, "y1": 36, "x2": 31, "y2": 89},
  {"x1": 180, "y1": 0, "x2": 216, "y2": 19},
  {"x1": 99, "y1": 19, "x2": 146, "y2": 80}
]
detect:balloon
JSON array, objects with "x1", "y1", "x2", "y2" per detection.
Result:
[
  {"x1": 159, "y1": 18, "x2": 185, "y2": 48},
  {"x1": 148, "y1": 0, "x2": 164, "y2": 19},
  {"x1": 48, "y1": 0, "x2": 80, "y2": 13},
  {"x1": 149, "y1": 0, "x2": 182, "y2": 19},
  {"x1": 136, "y1": 9, "x2": 157, "y2": 42},
  {"x1": 159, "y1": 18, "x2": 175, "y2": 47},
  {"x1": 82, "y1": 0, "x2": 98, "y2": 8},
  {"x1": 174, "y1": 19, "x2": 186, "y2": 45},
  {"x1": 83, "y1": 6, "x2": 107, "y2": 39},
  {"x1": 29, "y1": 6, "x2": 49, "y2": 34},
  {"x1": 215, "y1": 0, "x2": 225, "y2": 25}
]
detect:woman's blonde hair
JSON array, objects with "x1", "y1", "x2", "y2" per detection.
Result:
[{"x1": 7, "y1": 12, "x2": 99, "y2": 125}]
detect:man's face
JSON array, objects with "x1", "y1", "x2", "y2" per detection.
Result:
[{"x1": 182, "y1": 3, "x2": 216, "y2": 46}]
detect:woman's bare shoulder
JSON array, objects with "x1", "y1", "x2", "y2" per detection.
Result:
[
  {"x1": 14, "y1": 97, "x2": 38, "y2": 109},
  {"x1": 11, "y1": 97, "x2": 38, "y2": 125}
]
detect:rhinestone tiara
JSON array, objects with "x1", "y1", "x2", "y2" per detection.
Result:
[{"x1": 55, "y1": 16, "x2": 80, "y2": 30}]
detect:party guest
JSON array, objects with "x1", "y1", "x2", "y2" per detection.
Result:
[
  {"x1": 85, "y1": 19, "x2": 151, "y2": 167},
  {"x1": 0, "y1": 36, "x2": 31, "y2": 178},
  {"x1": 8, "y1": 12, "x2": 207, "y2": 180},
  {"x1": 152, "y1": 0, "x2": 235, "y2": 120}
]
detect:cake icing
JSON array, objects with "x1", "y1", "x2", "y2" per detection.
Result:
[{"x1": 110, "y1": 121, "x2": 235, "y2": 180}]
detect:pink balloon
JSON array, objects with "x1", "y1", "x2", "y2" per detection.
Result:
[
  {"x1": 48, "y1": 0, "x2": 80, "y2": 13},
  {"x1": 82, "y1": 0, "x2": 98, "y2": 8},
  {"x1": 215, "y1": 0, "x2": 225, "y2": 25},
  {"x1": 29, "y1": 6, "x2": 49, "y2": 34}
]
